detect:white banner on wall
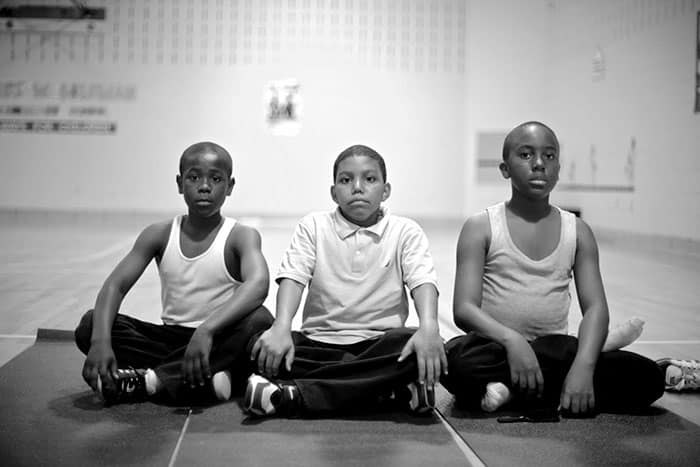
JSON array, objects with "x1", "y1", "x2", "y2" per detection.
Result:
[{"x1": 264, "y1": 78, "x2": 302, "y2": 136}]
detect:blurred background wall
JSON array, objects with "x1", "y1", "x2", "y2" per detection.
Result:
[{"x1": 1, "y1": 0, "x2": 698, "y2": 243}]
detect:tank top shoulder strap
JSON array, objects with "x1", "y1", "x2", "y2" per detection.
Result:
[
  {"x1": 211, "y1": 217, "x2": 237, "y2": 251},
  {"x1": 485, "y1": 202, "x2": 507, "y2": 253},
  {"x1": 554, "y1": 206, "x2": 577, "y2": 268},
  {"x1": 162, "y1": 215, "x2": 183, "y2": 260}
]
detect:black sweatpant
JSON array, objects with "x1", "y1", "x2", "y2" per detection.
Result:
[
  {"x1": 254, "y1": 327, "x2": 419, "y2": 414},
  {"x1": 442, "y1": 333, "x2": 664, "y2": 413},
  {"x1": 75, "y1": 306, "x2": 274, "y2": 403}
]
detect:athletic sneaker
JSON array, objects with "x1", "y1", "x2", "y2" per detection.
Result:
[
  {"x1": 98, "y1": 368, "x2": 148, "y2": 405},
  {"x1": 243, "y1": 374, "x2": 301, "y2": 417},
  {"x1": 481, "y1": 382, "x2": 513, "y2": 412},
  {"x1": 406, "y1": 381, "x2": 435, "y2": 414},
  {"x1": 656, "y1": 358, "x2": 700, "y2": 391}
]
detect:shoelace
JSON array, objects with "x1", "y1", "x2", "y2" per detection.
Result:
[{"x1": 115, "y1": 369, "x2": 141, "y2": 393}]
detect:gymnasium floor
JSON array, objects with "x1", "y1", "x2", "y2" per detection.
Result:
[{"x1": 0, "y1": 210, "x2": 699, "y2": 466}]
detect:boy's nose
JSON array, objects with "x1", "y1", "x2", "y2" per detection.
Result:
[
  {"x1": 352, "y1": 180, "x2": 363, "y2": 192},
  {"x1": 532, "y1": 155, "x2": 545, "y2": 168}
]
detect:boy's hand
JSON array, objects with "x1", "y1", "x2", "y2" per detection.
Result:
[
  {"x1": 504, "y1": 333, "x2": 544, "y2": 399},
  {"x1": 183, "y1": 327, "x2": 213, "y2": 388},
  {"x1": 82, "y1": 341, "x2": 118, "y2": 392},
  {"x1": 250, "y1": 325, "x2": 294, "y2": 378},
  {"x1": 560, "y1": 362, "x2": 595, "y2": 415},
  {"x1": 398, "y1": 326, "x2": 447, "y2": 388}
]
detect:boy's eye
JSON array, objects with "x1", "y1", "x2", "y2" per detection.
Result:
[
  {"x1": 188, "y1": 174, "x2": 199, "y2": 181},
  {"x1": 545, "y1": 153, "x2": 556, "y2": 160},
  {"x1": 339, "y1": 177, "x2": 350, "y2": 184},
  {"x1": 212, "y1": 176, "x2": 222, "y2": 182},
  {"x1": 519, "y1": 152, "x2": 532, "y2": 159},
  {"x1": 366, "y1": 176, "x2": 376, "y2": 183}
]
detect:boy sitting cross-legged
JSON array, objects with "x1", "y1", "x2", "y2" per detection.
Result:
[
  {"x1": 245, "y1": 144, "x2": 447, "y2": 417},
  {"x1": 75, "y1": 142, "x2": 274, "y2": 406}
]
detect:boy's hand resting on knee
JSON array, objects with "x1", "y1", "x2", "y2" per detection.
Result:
[
  {"x1": 251, "y1": 325, "x2": 294, "y2": 378},
  {"x1": 183, "y1": 327, "x2": 214, "y2": 387},
  {"x1": 83, "y1": 341, "x2": 118, "y2": 392},
  {"x1": 398, "y1": 325, "x2": 448, "y2": 388},
  {"x1": 504, "y1": 332, "x2": 544, "y2": 399},
  {"x1": 560, "y1": 362, "x2": 595, "y2": 416}
]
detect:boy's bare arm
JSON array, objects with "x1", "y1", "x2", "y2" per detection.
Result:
[
  {"x1": 251, "y1": 278, "x2": 304, "y2": 377},
  {"x1": 453, "y1": 214, "x2": 544, "y2": 397},
  {"x1": 83, "y1": 222, "x2": 167, "y2": 391},
  {"x1": 398, "y1": 283, "x2": 446, "y2": 387},
  {"x1": 183, "y1": 224, "x2": 270, "y2": 386},
  {"x1": 562, "y1": 219, "x2": 609, "y2": 413}
]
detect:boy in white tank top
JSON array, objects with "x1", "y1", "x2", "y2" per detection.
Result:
[
  {"x1": 443, "y1": 122, "x2": 665, "y2": 416},
  {"x1": 74, "y1": 142, "x2": 273, "y2": 405}
]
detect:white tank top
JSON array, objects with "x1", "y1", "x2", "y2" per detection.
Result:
[
  {"x1": 159, "y1": 215, "x2": 241, "y2": 327},
  {"x1": 481, "y1": 202, "x2": 577, "y2": 340}
]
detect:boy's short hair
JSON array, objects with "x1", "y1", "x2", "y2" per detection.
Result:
[
  {"x1": 333, "y1": 145, "x2": 387, "y2": 182},
  {"x1": 502, "y1": 121, "x2": 559, "y2": 161},
  {"x1": 179, "y1": 141, "x2": 233, "y2": 176}
]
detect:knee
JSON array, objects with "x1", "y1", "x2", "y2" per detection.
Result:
[
  {"x1": 74, "y1": 309, "x2": 94, "y2": 354},
  {"x1": 244, "y1": 306, "x2": 275, "y2": 334},
  {"x1": 240, "y1": 306, "x2": 274, "y2": 336},
  {"x1": 628, "y1": 353, "x2": 665, "y2": 405}
]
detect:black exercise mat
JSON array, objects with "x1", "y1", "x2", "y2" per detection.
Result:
[
  {"x1": 0, "y1": 330, "x2": 187, "y2": 467},
  {"x1": 174, "y1": 398, "x2": 469, "y2": 466},
  {"x1": 438, "y1": 392, "x2": 700, "y2": 467}
]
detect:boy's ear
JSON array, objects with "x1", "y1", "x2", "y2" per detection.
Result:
[
  {"x1": 176, "y1": 174, "x2": 183, "y2": 194},
  {"x1": 382, "y1": 182, "x2": 391, "y2": 201},
  {"x1": 226, "y1": 176, "x2": 235, "y2": 195},
  {"x1": 499, "y1": 162, "x2": 510, "y2": 179},
  {"x1": 330, "y1": 185, "x2": 338, "y2": 204}
]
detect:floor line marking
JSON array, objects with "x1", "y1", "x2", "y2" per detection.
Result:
[
  {"x1": 634, "y1": 340, "x2": 700, "y2": 345},
  {"x1": 0, "y1": 334, "x2": 35, "y2": 339},
  {"x1": 434, "y1": 407, "x2": 487, "y2": 467},
  {"x1": 168, "y1": 408, "x2": 192, "y2": 467}
]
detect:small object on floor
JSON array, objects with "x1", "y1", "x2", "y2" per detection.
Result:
[
  {"x1": 497, "y1": 408, "x2": 560, "y2": 423},
  {"x1": 656, "y1": 358, "x2": 700, "y2": 391},
  {"x1": 602, "y1": 317, "x2": 645, "y2": 352},
  {"x1": 481, "y1": 382, "x2": 512, "y2": 412},
  {"x1": 97, "y1": 367, "x2": 149, "y2": 405},
  {"x1": 243, "y1": 373, "x2": 301, "y2": 417},
  {"x1": 406, "y1": 381, "x2": 435, "y2": 414}
]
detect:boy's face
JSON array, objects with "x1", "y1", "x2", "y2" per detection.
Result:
[
  {"x1": 500, "y1": 124, "x2": 560, "y2": 199},
  {"x1": 177, "y1": 151, "x2": 234, "y2": 218},
  {"x1": 331, "y1": 155, "x2": 391, "y2": 227}
]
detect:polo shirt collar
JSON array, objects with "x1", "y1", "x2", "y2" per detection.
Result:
[{"x1": 333, "y1": 206, "x2": 390, "y2": 239}]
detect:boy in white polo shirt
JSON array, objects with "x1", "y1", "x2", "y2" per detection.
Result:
[{"x1": 244, "y1": 144, "x2": 447, "y2": 417}]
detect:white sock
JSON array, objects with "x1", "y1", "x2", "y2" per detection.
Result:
[
  {"x1": 212, "y1": 370, "x2": 232, "y2": 401},
  {"x1": 602, "y1": 317, "x2": 644, "y2": 352},
  {"x1": 144, "y1": 369, "x2": 160, "y2": 396},
  {"x1": 481, "y1": 382, "x2": 512, "y2": 412}
]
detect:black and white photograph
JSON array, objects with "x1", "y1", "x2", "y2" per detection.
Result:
[{"x1": 0, "y1": 1, "x2": 698, "y2": 466}]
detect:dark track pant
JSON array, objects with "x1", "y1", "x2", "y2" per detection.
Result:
[
  {"x1": 255, "y1": 328, "x2": 419, "y2": 414},
  {"x1": 442, "y1": 333, "x2": 664, "y2": 413},
  {"x1": 75, "y1": 306, "x2": 274, "y2": 403}
]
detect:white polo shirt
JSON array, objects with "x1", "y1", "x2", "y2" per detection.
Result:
[{"x1": 277, "y1": 207, "x2": 438, "y2": 344}]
